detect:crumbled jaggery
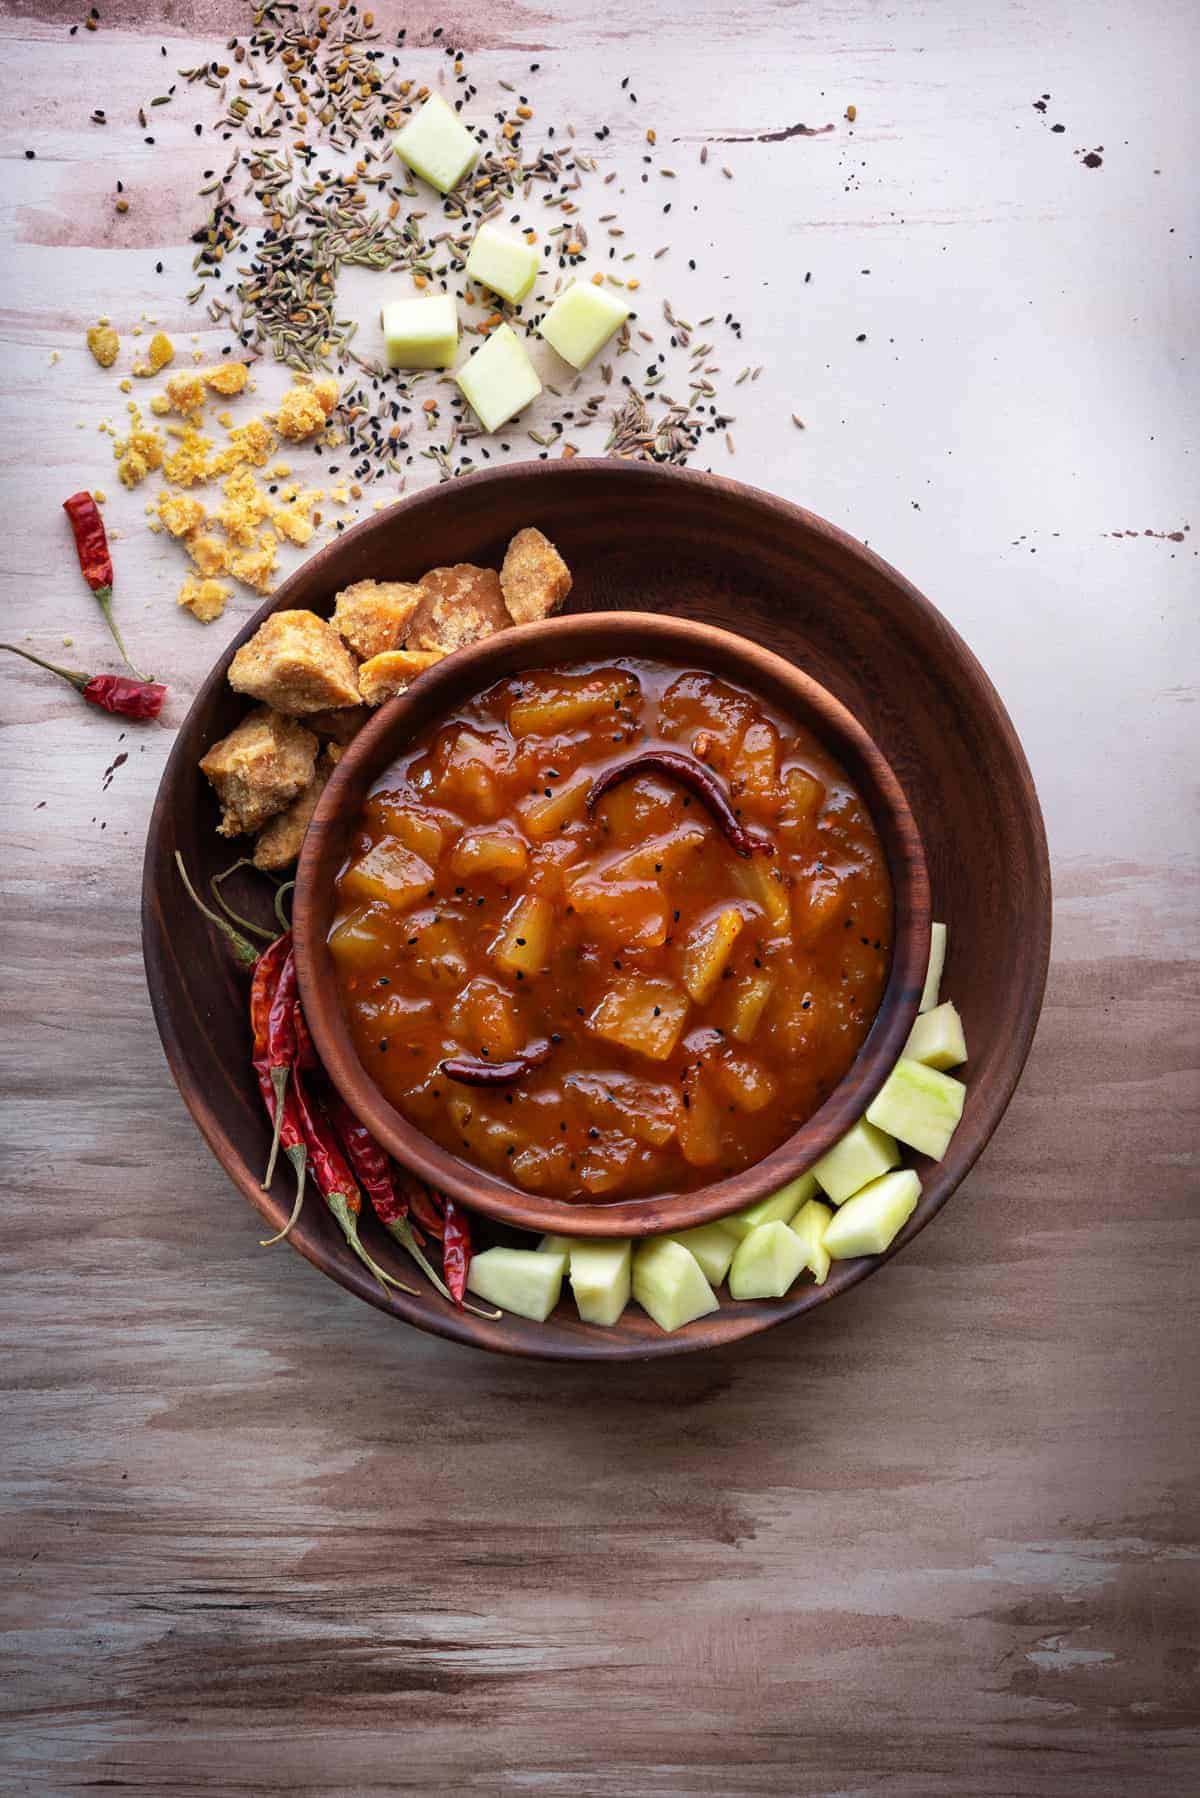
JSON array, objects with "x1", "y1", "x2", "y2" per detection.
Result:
[
  {"x1": 177, "y1": 575, "x2": 231, "y2": 623},
  {"x1": 156, "y1": 491, "x2": 207, "y2": 538},
  {"x1": 275, "y1": 377, "x2": 338, "y2": 441},
  {"x1": 227, "y1": 532, "x2": 279, "y2": 594},
  {"x1": 87, "y1": 324, "x2": 120, "y2": 368},
  {"x1": 272, "y1": 500, "x2": 317, "y2": 547},
  {"x1": 135, "y1": 331, "x2": 175, "y2": 377},
  {"x1": 163, "y1": 427, "x2": 214, "y2": 487},
  {"x1": 218, "y1": 468, "x2": 273, "y2": 546},
  {"x1": 164, "y1": 370, "x2": 207, "y2": 416},
  {"x1": 204, "y1": 362, "x2": 249, "y2": 396},
  {"x1": 116, "y1": 418, "x2": 166, "y2": 489},
  {"x1": 211, "y1": 416, "x2": 275, "y2": 473},
  {"x1": 186, "y1": 532, "x2": 229, "y2": 578}
]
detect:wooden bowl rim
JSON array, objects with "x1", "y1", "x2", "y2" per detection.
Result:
[
  {"x1": 293, "y1": 610, "x2": 930, "y2": 1236},
  {"x1": 142, "y1": 458, "x2": 1051, "y2": 1361}
]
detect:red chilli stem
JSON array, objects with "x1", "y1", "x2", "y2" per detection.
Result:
[
  {"x1": 175, "y1": 851, "x2": 258, "y2": 966},
  {"x1": 259, "y1": 1142, "x2": 307, "y2": 1246},
  {"x1": 587, "y1": 748, "x2": 775, "y2": 858}
]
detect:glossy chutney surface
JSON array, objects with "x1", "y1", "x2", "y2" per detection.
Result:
[{"x1": 330, "y1": 658, "x2": 893, "y2": 1201}]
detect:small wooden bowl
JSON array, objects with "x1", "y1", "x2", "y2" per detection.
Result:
[
  {"x1": 143, "y1": 460, "x2": 1050, "y2": 1360},
  {"x1": 293, "y1": 613, "x2": 931, "y2": 1238}
]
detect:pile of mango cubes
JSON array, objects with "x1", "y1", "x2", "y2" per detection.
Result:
[{"x1": 387, "y1": 94, "x2": 631, "y2": 432}]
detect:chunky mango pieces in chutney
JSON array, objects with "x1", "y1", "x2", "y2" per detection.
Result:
[{"x1": 330, "y1": 659, "x2": 893, "y2": 1201}]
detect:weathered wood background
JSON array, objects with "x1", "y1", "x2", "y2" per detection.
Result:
[{"x1": 2, "y1": 1, "x2": 1197, "y2": 1793}]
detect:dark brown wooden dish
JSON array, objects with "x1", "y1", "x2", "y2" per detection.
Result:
[
  {"x1": 142, "y1": 460, "x2": 1051, "y2": 1360},
  {"x1": 293, "y1": 612, "x2": 930, "y2": 1236}
]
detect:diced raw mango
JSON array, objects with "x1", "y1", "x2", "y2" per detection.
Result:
[
  {"x1": 780, "y1": 766, "x2": 824, "y2": 838},
  {"x1": 576, "y1": 1135, "x2": 640, "y2": 1195},
  {"x1": 723, "y1": 1170, "x2": 819, "y2": 1241},
  {"x1": 392, "y1": 92, "x2": 479, "y2": 194},
  {"x1": 711, "y1": 1049, "x2": 777, "y2": 1113},
  {"x1": 633, "y1": 1239, "x2": 719, "y2": 1333},
  {"x1": 538, "y1": 1234, "x2": 573, "y2": 1260},
  {"x1": 823, "y1": 1169, "x2": 920, "y2": 1260},
  {"x1": 328, "y1": 904, "x2": 389, "y2": 972},
  {"x1": 812, "y1": 1119, "x2": 901, "y2": 1205},
  {"x1": 734, "y1": 857, "x2": 791, "y2": 934},
  {"x1": 450, "y1": 824, "x2": 529, "y2": 881},
  {"x1": 792, "y1": 870, "x2": 845, "y2": 942},
  {"x1": 465, "y1": 222, "x2": 539, "y2": 305},
  {"x1": 588, "y1": 976, "x2": 690, "y2": 1061},
  {"x1": 790, "y1": 1198, "x2": 834, "y2": 1284},
  {"x1": 729, "y1": 718, "x2": 780, "y2": 804},
  {"x1": 491, "y1": 893, "x2": 553, "y2": 978},
  {"x1": 602, "y1": 821, "x2": 707, "y2": 882},
  {"x1": 364, "y1": 801, "x2": 446, "y2": 866},
  {"x1": 455, "y1": 323, "x2": 542, "y2": 433},
  {"x1": 682, "y1": 906, "x2": 745, "y2": 1003},
  {"x1": 904, "y1": 999, "x2": 967, "y2": 1071},
  {"x1": 567, "y1": 875, "x2": 669, "y2": 950},
  {"x1": 445, "y1": 1095, "x2": 524, "y2": 1168},
  {"x1": 467, "y1": 1246, "x2": 564, "y2": 1320},
  {"x1": 677, "y1": 1068, "x2": 723, "y2": 1167},
  {"x1": 538, "y1": 280, "x2": 631, "y2": 369},
  {"x1": 664, "y1": 1221, "x2": 739, "y2": 1286},
  {"x1": 448, "y1": 975, "x2": 524, "y2": 1059},
  {"x1": 920, "y1": 921, "x2": 948, "y2": 1012},
  {"x1": 565, "y1": 1072, "x2": 678, "y2": 1148},
  {"x1": 340, "y1": 840, "x2": 433, "y2": 910},
  {"x1": 724, "y1": 970, "x2": 774, "y2": 1043},
  {"x1": 569, "y1": 1239, "x2": 632, "y2": 1327},
  {"x1": 509, "y1": 671, "x2": 631, "y2": 735},
  {"x1": 381, "y1": 294, "x2": 458, "y2": 369},
  {"x1": 866, "y1": 1057, "x2": 965, "y2": 1160},
  {"x1": 517, "y1": 772, "x2": 591, "y2": 839},
  {"x1": 729, "y1": 1220, "x2": 807, "y2": 1300}
]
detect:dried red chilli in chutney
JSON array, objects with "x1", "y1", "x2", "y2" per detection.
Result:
[{"x1": 329, "y1": 658, "x2": 893, "y2": 1202}]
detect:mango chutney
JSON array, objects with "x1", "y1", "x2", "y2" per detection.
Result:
[{"x1": 330, "y1": 658, "x2": 893, "y2": 1201}]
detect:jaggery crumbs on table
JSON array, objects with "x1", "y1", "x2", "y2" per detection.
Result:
[
  {"x1": 86, "y1": 324, "x2": 120, "y2": 368},
  {"x1": 177, "y1": 574, "x2": 232, "y2": 623}
]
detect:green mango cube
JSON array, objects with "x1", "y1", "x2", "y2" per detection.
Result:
[
  {"x1": 392, "y1": 92, "x2": 479, "y2": 195},
  {"x1": 823, "y1": 1170, "x2": 920, "y2": 1260},
  {"x1": 789, "y1": 1198, "x2": 834, "y2": 1285},
  {"x1": 866, "y1": 1057, "x2": 965, "y2": 1160},
  {"x1": 466, "y1": 222, "x2": 539, "y2": 305},
  {"x1": 467, "y1": 1246, "x2": 564, "y2": 1321},
  {"x1": 728, "y1": 1220, "x2": 807, "y2": 1300},
  {"x1": 723, "y1": 1171, "x2": 818, "y2": 1241},
  {"x1": 919, "y1": 920, "x2": 947, "y2": 1012},
  {"x1": 569, "y1": 1239, "x2": 632, "y2": 1327},
  {"x1": 812, "y1": 1118, "x2": 900, "y2": 1205},
  {"x1": 538, "y1": 280, "x2": 631, "y2": 370},
  {"x1": 664, "y1": 1221, "x2": 739, "y2": 1286},
  {"x1": 381, "y1": 294, "x2": 459, "y2": 370},
  {"x1": 904, "y1": 999, "x2": 967, "y2": 1071},
  {"x1": 633, "y1": 1239, "x2": 719, "y2": 1333},
  {"x1": 455, "y1": 323, "x2": 542, "y2": 432},
  {"x1": 538, "y1": 1233, "x2": 573, "y2": 1259}
]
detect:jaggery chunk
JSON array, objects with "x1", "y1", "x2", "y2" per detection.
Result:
[
  {"x1": 408, "y1": 564, "x2": 510, "y2": 655},
  {"x1": 357, "y1": 649, "x2": 444, "y2": 707},
  {"x1": 228, "y1": 609, "x2": 361, "y2": 714},
  {"x1": 177, "y1": 575, "x2": 231, "y2": 623},
  {"x1": 253, "y1": 744, "x2": 341, "y2": 871},
  {"x1": 204, "y1": 361, "x2": 249, "y2": 396},
  {"x1": 305, "y1": 704, "x2": 371, "y2": 744},
  {"x1": 199, "y1": 706, "x2": 318, "y2": 837},
  {"x1": 332, "y1": 579, "x2": 424, "y2": 660},
  {"x1": 500, "y1": 527, "x2": 572, "y2": 625}
]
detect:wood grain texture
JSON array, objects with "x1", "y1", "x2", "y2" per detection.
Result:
[{"x1": 1, "y1": 0, "x2": 1197, "y2": 1792}]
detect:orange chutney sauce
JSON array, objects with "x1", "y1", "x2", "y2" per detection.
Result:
[{"x1": 330, "y1": 659, "x2": 893, "y2": 1201}]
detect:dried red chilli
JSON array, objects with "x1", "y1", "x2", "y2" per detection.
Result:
[
  {"x1": 440, "y1": 1037, "x2": 555, "y2": 1087},
  {"x1": 292, "y1": 998, "x2": 318, "y2": 1071},
  {"x1": 2, "y1": 644, "x2": 165, "y2": 720},
  {"x1": 289, "y1": 1053, "x2": 416, "y2": 1297},
  {"x1": 398, "y1": 1173, "x2": 446, "y2": 1243},
  {"x1": 262, "y1": 945, "x2": 298, "y2": 1187},
  {"x1": 587, "y1": 748, "x2": 775, "y2": 858},
  {"x1": 246, "y1": 933, "x2": 309, "y2": 1245},
  {"x1": 441, "y1": 1199, "x2": 472, "y2": 1308},
  {"x1": 324, "y1": 1092, "x2": 489, "y2": 1311},
  {"x1": 175, "y1": 850, "x2": 259, "y2": 966},
  {"x1": 62, "y1": 491, "x2": 149, "y2": 681}
]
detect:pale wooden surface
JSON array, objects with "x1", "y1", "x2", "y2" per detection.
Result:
[{"x1": 2, "y1": 2, "x2": 1198, "y2": 1794}]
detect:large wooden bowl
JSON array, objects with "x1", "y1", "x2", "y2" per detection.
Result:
[
  {"x1": 142, "y1": 460, "x2": 1050, "y2": 1360},
  {"x1": 293, "y1": 612, "x2": 930, "y2": 1237}
]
